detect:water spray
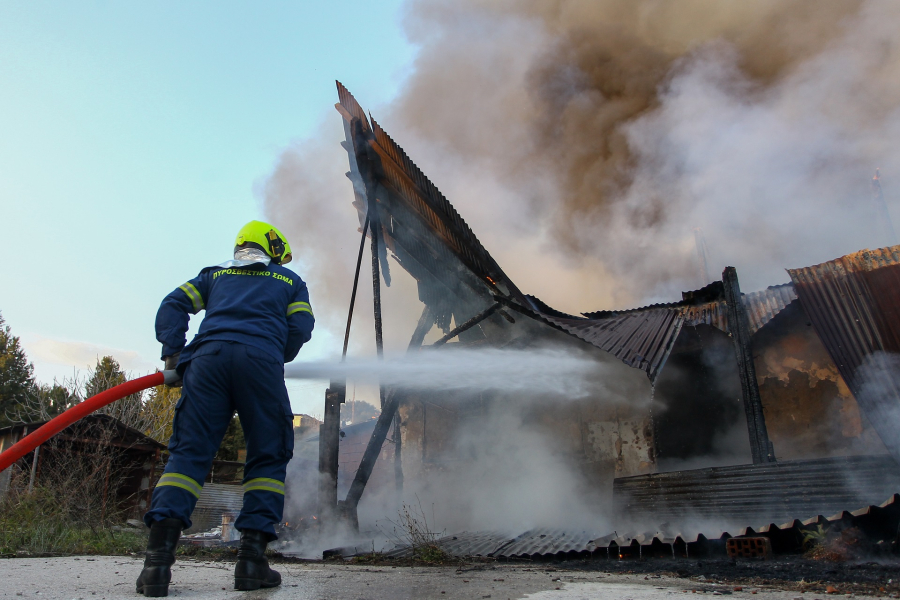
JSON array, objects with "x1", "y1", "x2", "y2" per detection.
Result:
[
  {"x1": 0, "y1": 370, "x2": 180, "y2": 473},
  {"x1": 284, "y1": 348, "x2": 601, "y2": 397}
]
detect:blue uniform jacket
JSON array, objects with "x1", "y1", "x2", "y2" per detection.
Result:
[{"x1": 156, "y1": 262, "x2": 314, "y2": 366}]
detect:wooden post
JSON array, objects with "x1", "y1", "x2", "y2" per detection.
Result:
[
  {"x1": 318, "y1": 382, "x2": 345, "y2": 515},
  {"x1": 722, "y1": 266, "x2": 775, "y2": 463},
  {"x1": 368, "y1": 182, "x2": 386, "y2": 408}
]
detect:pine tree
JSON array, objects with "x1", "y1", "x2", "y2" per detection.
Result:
[
  {"x1": 85, "y1": 355, "x2": 127, "y2": 397},
  {"x1": 0, "y1": 312, "x2": 35, "y2": 426},
  {"x1": 89, "y1": 355, "x2": 144, "y2": 430}
]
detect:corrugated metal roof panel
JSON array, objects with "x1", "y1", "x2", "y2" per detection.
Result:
[
  {"x1": 498, "y1": 528, "x2": 607, "y2": 558},
  {"x1": 385, "y1": 531, "x2": 516, "y2": 558},
  {"x1": 788, "y1": 245, "x2": 900, "y2": 462},
  {"x1": 335, "y1": 82, "x2": 527, "y2": 306},
  {"x1": 545, "y1": 309, "x2": 684, "y2": 382},
  {"x1": 681, "y1": 300, "x2": 730, "y2": 334},
  {"x1": 743, "y1": 284, "x2": 798, "y2": 333},
  {"x1": 681, "y1": 284, "x2": 797, "y2": 336},
  {"x1": 502, "y1": 297, "x2": 684, "y2": 383},
  {"x1": 613, "y1": 454, "x2": 900, "y2": 526},
  {"x1": 380, "y1": 492, "x2": 900, "y2": 559},
  {"x1": 513, "y1": 283, "x2": 796, "y2": 382}
]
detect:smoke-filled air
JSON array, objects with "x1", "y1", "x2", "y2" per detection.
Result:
[{"x1": 266, "y1": 0, "x2": 900, "y2": 325}]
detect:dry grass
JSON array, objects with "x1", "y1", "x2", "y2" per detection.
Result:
[{"x1": 380, "y1": 498, "x2": 451, "y2": 564}]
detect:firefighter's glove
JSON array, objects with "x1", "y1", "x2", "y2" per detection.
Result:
[{"x1": 163, "y1": 353, "x2": 183, "y2": 388}]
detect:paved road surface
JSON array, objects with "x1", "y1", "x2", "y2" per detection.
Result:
[{"x1": 0, "y1": 557, "x2": 818, "y2": 599}]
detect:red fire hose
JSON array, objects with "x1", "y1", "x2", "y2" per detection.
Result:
[{"x1": 0, "y1": 370, "x2": 180, "y2": 473}]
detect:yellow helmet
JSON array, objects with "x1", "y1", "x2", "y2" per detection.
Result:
[{"x1": 234, "y1": 220, "x2": 293, "y2": 265}]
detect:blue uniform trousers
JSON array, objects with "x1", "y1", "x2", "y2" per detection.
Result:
[{"x1": 144, "y1": 341, "x2": 294, "y2": 538}]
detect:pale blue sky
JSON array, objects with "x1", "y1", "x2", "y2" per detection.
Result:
[{"x1": 0, "y1": 1, "x2": 415, "y2": 415}]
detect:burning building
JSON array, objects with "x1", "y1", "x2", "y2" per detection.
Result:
[{"x1": 297, "y1": 83, "x2": 900, "y2": 542}]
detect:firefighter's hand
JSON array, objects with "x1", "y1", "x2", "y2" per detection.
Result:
[{"x1": 163, "y1": 353, "x2": 183, "y2": 388}]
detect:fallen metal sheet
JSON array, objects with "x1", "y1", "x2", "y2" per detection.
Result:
[
  {"x1": 381, "y1": 493, "x2": 900, "y2": 559},
  {"x1": 385, "y1": 531, "x2": 517, "y2": 559},
  {"x1": 496, "y1": 528, "x2": 610, "y2": 558},
  {"x1": 614, "y1": 454, "x2": 900, "y2": 526}
]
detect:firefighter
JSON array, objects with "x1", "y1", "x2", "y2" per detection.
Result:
[{"x1": 136, "y1": 221, "x2": 314, "y2": 597}]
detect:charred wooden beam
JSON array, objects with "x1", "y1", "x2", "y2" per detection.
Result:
[
  {"x1": 342, "y1": 215, "x2": 370, "y2": 358},
  {"x1": 342, "y1": 388, "x2": 399, "y2": 513},
  {"x1": 722, "y1": 266, "x2": 775, "y2": 463},
  {"x1": 408, "y1": 304, "x2": 435, "y2": 350},
  {"x1": 370, "y1": 191, "x2": 386, "y2": 369},
  {"x1": 430, "y1": 302, "x2": 513, "y2": 347},
  {"x1": 318, "y1": 382, "x2": 345, "y2": 514}
]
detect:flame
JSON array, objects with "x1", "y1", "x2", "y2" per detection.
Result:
[{"x1": 486, "y1": 276, "x2": 496, "y2": 284}]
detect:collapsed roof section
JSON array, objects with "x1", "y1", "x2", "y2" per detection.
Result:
[
  {"x1": 502, "y1": 295, "x2": 686, "y2": 384},
  {"x1": 333, "y1": 83, "x2": 807, "y2": 383},
  {"x1": 335, "y1": 82, "x2": 527, "y2": 333},
  {"x1": 498, "y1": 281, "x2": 799, "y2": 384}
]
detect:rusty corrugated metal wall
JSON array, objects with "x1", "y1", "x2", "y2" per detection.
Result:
[{"x1": 788, "y1": 245, "x2": 900, "y2": 461}]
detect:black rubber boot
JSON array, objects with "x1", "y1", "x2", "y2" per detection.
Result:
[
  {"x1": 234, "y1": 529, "x2": 281, "y2": 591},
  {"x1": 135, "y1": 518, "x2": 182, "y2": 597}
]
